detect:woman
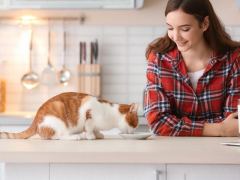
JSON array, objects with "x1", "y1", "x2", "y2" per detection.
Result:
[{"x1": 144, "y1": 0, "x2": 240, "y2": 136}]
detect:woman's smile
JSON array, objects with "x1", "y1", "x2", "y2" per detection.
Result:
[{"x1": 176, "y1": 41, "x2": 188, "y2": 46}]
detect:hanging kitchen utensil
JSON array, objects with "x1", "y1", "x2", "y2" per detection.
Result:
[
  {"x1": 41, "y1": 20, "x2": 56, "y2": 86},
  {"x1": 21, "y1": 29, "x2": 40, "y2": 89},
  {"x1": 58, "y1": 30, "x2": 71, "y2": 86}
]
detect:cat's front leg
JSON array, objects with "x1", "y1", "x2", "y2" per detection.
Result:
[
  {"x1": 93, "y1": 130, "x2": 104, "y2": 139},
  {"x1": 85, "y1": 119, "x2": 96, "y2": 140}
]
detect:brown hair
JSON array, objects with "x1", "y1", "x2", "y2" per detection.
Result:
[{"x1": 145, "y1": 0, "x2": 240, "y2": 59}]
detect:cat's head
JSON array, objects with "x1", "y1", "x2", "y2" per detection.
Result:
[{"x1": 118, "y1": 103, "x2": 139, "y2": 134}]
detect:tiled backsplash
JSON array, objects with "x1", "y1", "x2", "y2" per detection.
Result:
[{"x1": 0, "y1": 23, "x2": 238, "y2": 114}]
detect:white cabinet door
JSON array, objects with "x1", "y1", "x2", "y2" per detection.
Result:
[
  {"x1": 167, "y1": 164, "x2": 240, "y2": 180},
  {"x1": 50, "y1": 164, "x2": 166, "y2": 180},
  {"x1": 0, "y1": 126, "x2": 4, "y2": 180},
  {"x1": 0, "y1": 125, "x2": 31, "y2": 180},
  {"x1": 5, "y1": 163, "x2": 49, "y2": 180},
  {"x1": 0, "y1": 163, "x2": 4, "y2": 180}
]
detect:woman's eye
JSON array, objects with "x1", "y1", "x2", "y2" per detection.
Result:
[
  {"x1": 168, "y1": 28, "x2": 173, "y2": 31},
  {"x1": 182, "y1": 29, "x2": 189, "y2": 32}
]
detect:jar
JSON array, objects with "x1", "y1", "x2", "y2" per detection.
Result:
[{"x1": 0, "y1": 78, "x2": 6, "y2": 112}]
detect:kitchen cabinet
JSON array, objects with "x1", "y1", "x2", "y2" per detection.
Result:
[
  {"x1": 5, "y1": 163, "x2": 240, "y2": 180},
  {"x1": 0, "y1": 0, "x2": 6, "y2": 9},
  {"x1": 0, "y1": 126, "x2": 2, "y2": 180},
  {"x1": 0, "y1": 125, "x2": 30, "y2": 180},
  {"x1": 50, "y1": 164, "x2": 165, "y2": 180},
  {"x1": 167, "y1": 164, "x2": 240, "y2": 180},
  {"x1": 5, "y1": 163, "x2": 49, "y2": 180},
  {"x1": 0, "y1": 0, "x2": 144, "y2": 9},
  {"x1": 4, "y1": 163, "x2": 165, "y2": 180}
]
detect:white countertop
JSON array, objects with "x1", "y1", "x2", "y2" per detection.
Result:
[
  {"x1": 0, "y1": 111, "x2": 147, "y2": 125},
  {"x1": 0, "y1": 135, "x2": 240, "y2": 164}
]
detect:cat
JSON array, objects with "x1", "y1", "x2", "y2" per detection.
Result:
[{"x1": 0, "y1": 92, "x2": 139, "y2": 140}]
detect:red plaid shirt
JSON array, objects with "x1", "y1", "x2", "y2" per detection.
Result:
[{"x1": 144, "y1": 47, "x2": 240, "y2": 136}]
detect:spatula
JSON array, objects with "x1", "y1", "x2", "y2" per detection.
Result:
[{"x1": 41, "y1": 30, "x2": 56, "y2": 86}]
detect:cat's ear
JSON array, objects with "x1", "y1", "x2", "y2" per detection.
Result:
[{"x1": 130, "y1": 103, "x2": 139, "y2": 113}]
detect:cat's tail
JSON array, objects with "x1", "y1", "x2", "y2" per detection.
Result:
[{"x1": 0, "y1": 116, "x2": 38, "y2": 139}]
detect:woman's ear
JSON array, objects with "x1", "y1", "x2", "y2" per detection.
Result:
[{"x1": 203, "y1": 16, "x2": 209, "y2": 31}]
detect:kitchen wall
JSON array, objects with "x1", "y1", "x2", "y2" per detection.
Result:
[
  {"x1": 0, "y1": 0, "x2": 240, "y2": 113},
  {"x1": 0, "y1": 23, "x2": 165, "y2": 113}
]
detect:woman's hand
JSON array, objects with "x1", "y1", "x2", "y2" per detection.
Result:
[
  {"x1": 220, "y1": 112, "x2": 239, "y2": 137},
  {"x1": 202, "y1": 112, "x2": 238, "y2": 137}
]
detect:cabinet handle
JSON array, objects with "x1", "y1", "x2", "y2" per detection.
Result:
[{"x1": 156, "y1": 170, "x2": 161, "y2": 180}]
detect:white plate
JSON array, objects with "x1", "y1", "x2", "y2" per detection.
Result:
[
  {"x1": 221, "y1": 142, "x2": 240, "y2": 146},
  {"x1": 119, "y1": 132, "x2": 153, "y2": 140}
]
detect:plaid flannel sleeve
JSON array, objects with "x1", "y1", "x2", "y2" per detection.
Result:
[
  {"x1": 223, "y1": 52, "x2": 240, "y2": 117},
  {"x1": 144, "y1": 52, "x2": 204, "y2": 136},
  {"x1": 205, "y1": 51, "x2": 240, "y2": 123}
]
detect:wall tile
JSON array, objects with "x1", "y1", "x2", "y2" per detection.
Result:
[
  {"x1": 128, "y1": 36, "x2": 153, "y2": 45},
  {"x1": 101, "y1": 65, "x2": 127, "y2": 74},
  {"x1": 128, "y1": 65, "x2": 147, "y2": 74},
  {"x1": 101, "y1": 45, "x2": 127, "y2": 55},
  {"x1": 102, "y1": 75, "x2": 127, "y2": 84},
  {"x1": 102, "y1": 84, "x2": 127, "y2": 94},
  {"x1": 101, "y1": 55, "x2": 127, "y2": 65},
  {"x1": 128, "y1": 55, "x2": 148, "y2": 65},
  {"x1": 128, "y1": 75, "x2": 147, "y2": 84},
  {"x1": 128, "y1": 26, "x2": 153, "y2": 36},
  {"x1": 101, "y1": 94, "x2": 128, "y2": 104},
  {"x1": 153, "y1": 26, "x2": 167, "y2": 39},
  {"x1": 232, "y1": 26, "x2": 240, "y2": 37},
  {"x1": 129, "y1": 84, "x2": 146, "y2": 94},
  {"x1": 102, "y1": 36, "x2": 127, "y2": 45},
  {"x1": 103, "y1": 26, "x2": 127, "y2": 36}
]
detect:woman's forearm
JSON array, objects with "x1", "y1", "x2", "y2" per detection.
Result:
[{"x1": 202, "y1": 123, "x2": 222, "y2": 136}]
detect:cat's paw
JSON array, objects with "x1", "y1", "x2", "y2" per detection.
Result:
[
  {"x1": 95, "y1": 132, "x2": 104, "y2": 139},
  {"x1": 80, "y1": 133, "x2": 86, "y2": 139},
  {"x1": 86, "y1": 134, "x2": 96, "y2": 140},
  {"x1": 69, "y1": 134, "x2": 82, "y2": 140}
]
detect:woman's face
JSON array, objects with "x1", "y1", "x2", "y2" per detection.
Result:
[{"x1": 166, "y1": 9, "x2": 208, "y2": 52}]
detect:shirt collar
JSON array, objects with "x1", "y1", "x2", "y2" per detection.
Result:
[
  {"x1": 210, "y1": 51, "x2": 228, "y2": 64},
  {"x1": 160, "y1": 46, "x2": 228, "y2": 63}
]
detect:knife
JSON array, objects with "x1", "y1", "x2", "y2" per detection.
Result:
[
  {"x1": 90, "y1": 42, "x2": 94, "y2": 64},
  {"x1": 80, "y1": 42, "x2": 82, "y2": 64},
  {"x1": 83, "y1": 42, "x2": 86, "y2": 64},
  {"x1": 94, "y1": 39, "x2": 98, "y2": 64}
]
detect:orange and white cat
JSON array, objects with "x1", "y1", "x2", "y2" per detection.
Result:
[{"x1": 0, "y1": 92, "x2": 139, "y2": 140}]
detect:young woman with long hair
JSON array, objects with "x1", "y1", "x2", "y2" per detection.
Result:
[{"x1": 144, "y1": 0, "x2": 240, "y2": 136}]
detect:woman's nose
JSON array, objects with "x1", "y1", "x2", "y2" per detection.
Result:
[{"x1": 172, "y1": 31, "x2": 181, "y2": 41}]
